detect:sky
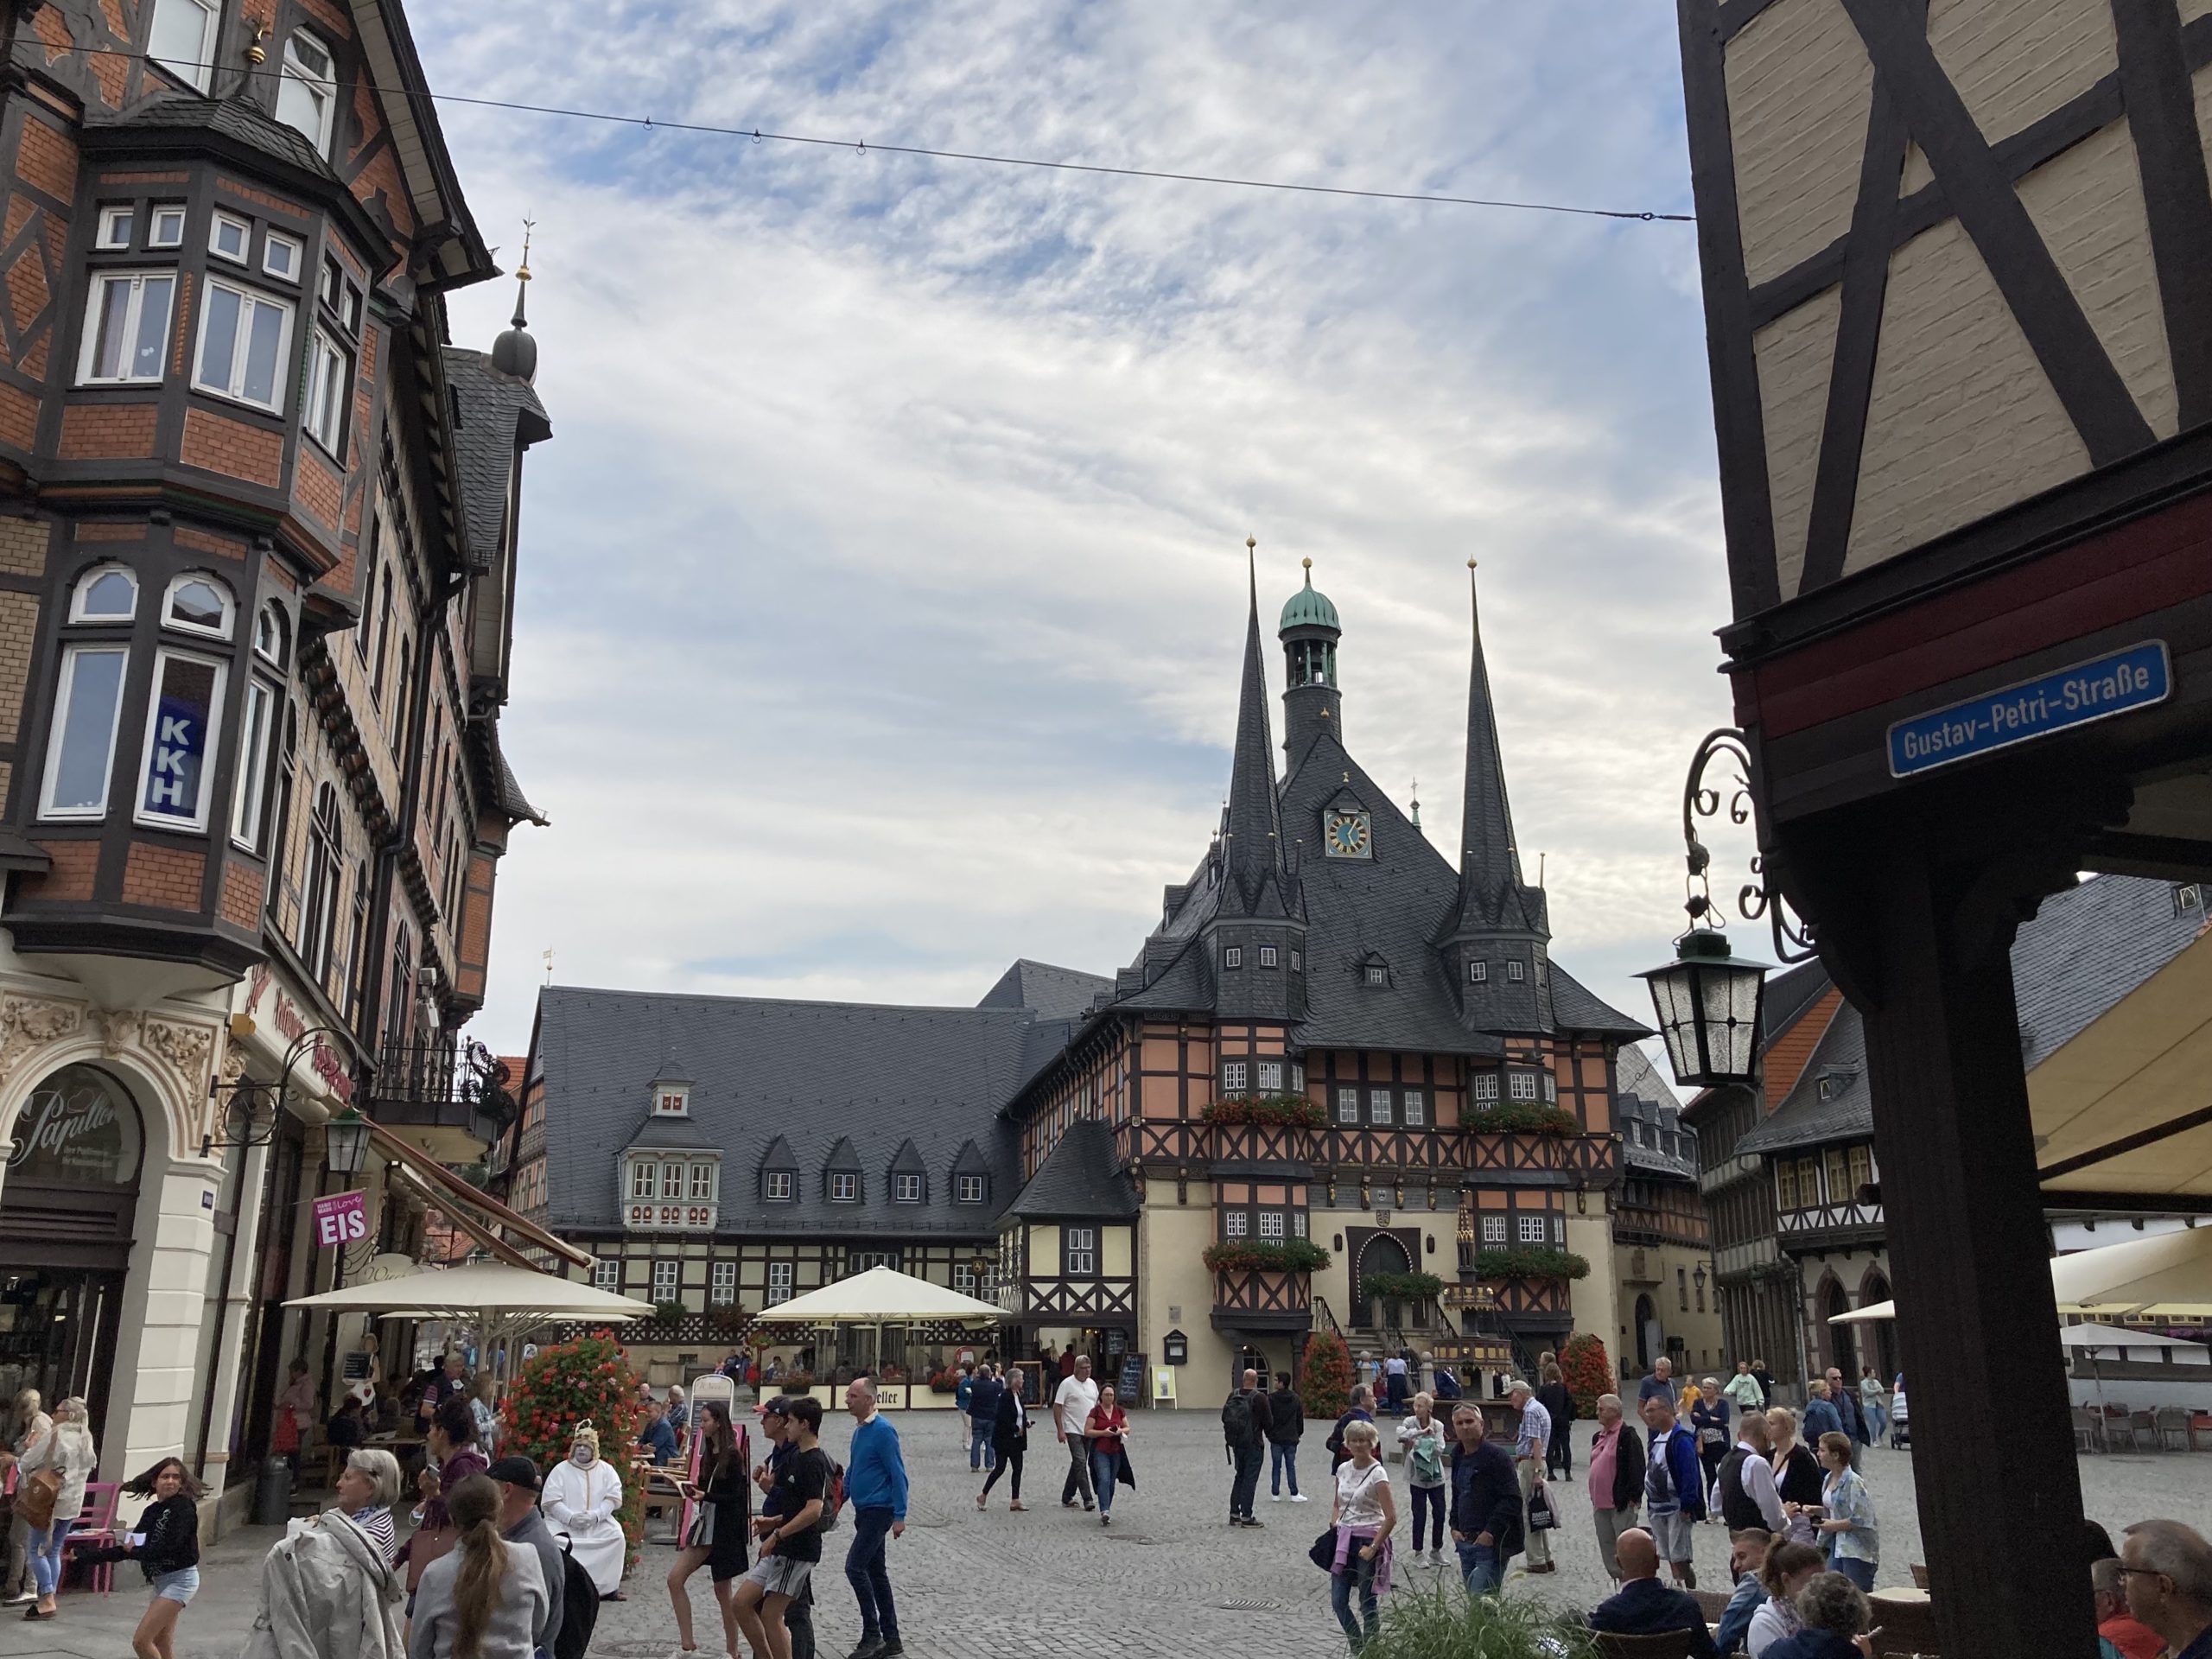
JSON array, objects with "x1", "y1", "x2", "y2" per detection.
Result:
[{"x1": 412, "y1": 2, "x2": 1745, "y2": 1058}]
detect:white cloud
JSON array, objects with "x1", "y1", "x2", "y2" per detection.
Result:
[{"x1": 416, "y1": 1, "x2": 1739, "y2": 1050}]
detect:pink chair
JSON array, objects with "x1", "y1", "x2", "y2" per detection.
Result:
[{"x1": 61, "y1": 1483, "x2": 122, "y2": 1594}]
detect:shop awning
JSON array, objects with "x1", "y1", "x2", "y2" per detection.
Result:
[
  {"x1": 367, "y1": 1120, "x2": 591, "y2": 1269},
  {"x1": 1833, "y1": 1226, "x2": 2212, "y2": 1322},
  {"x1": 748, "y1": 1265, "x2": 1003, "y2": 1325},
  {"x1": 286, "y1": 1259, "x2": 651, "y2": 1319}
]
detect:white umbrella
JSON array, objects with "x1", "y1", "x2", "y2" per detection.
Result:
[
  {"x1": 748, "y1": 1264, "x2": 1003, "y2": 1324},
  {"x1": 1832, "y1": 1227, "x2": 2212, "y2": 1324}
]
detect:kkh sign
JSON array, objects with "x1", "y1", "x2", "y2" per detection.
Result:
[
  {"x1": 1887, "y1": 642, "x2": 2171, "y2": 779},
  {"x1": 314, "y1": 1190, "x2": 369, "y2": 1249}
]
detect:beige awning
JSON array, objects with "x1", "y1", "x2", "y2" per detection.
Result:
[
  {"x1": 2031, "y1": 922, "x2": 2212, "y2": 1204},
  {"x1": 367, "y1": 1120, "x2": 592, "y2": 1269},
  {"x1": 1833, "y1": 1226, "x2": 2212, "y2": 1323},
  {"x1": 286, "y1": 1260, "x2": 652, "y2": 1319},
  {"x1": 748, "y1": 1264, "x2": 1003, "y2": 1325}
]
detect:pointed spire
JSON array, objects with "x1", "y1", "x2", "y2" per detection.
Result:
[
  {"x1": 1450, "y1": 558, "x2": 1541, "y2": 937},
  {"x1": 1220, "y1": 537, "x2": 1289, "y2": 915},
  {"x1": 492, "y1": 217, "x2": 540, "y2": 383}
]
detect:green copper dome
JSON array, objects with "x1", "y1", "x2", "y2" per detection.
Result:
[{"x1": 1279, "y1": 559, "x2": 1340, "y2": 632}]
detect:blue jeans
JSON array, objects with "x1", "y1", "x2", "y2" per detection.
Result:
[
  {"x1": 1330, "y1": 1545, "x2": 1380, "y2": 1649},
  {"x1": 29, "y1": 1519, "x2": 69, "y2": 1599},
  {"x1": 969, "y1": 1416, "x2": 995, "y2": 1471},
  {"x1": 1090, "y1": 1450, "x2": 1117, "y2": 1513},
  {"x1": 1832, "y1": 1554, "x2": 1877, "y2": 1592},
  {"x1": 1270, "y1": 1441, "x2": 1300, "y2": 1497},
  {"x1": 844, "y1": 1507, "x2": 899, "y2": 1642},
  {"x1": 1864, "y1": 1402, "x2": 1887, "y2": 1440},
  {"x1": 1457, "y1": 1540, "x2": 1503, "y2": 1596}
]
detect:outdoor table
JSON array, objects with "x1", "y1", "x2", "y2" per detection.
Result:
[{"x1": 1872, "y1": 1587, "x2": 1932, "y2": 1605}]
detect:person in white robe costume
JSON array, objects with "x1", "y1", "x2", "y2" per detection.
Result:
[{"x1": 542, "y1": 1424, "x2": 626, "y2": 1595}]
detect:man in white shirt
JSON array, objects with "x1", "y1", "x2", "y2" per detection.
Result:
[
  {"x1": 1509, "y1": 1378, "x2": 1554, "y2": 1573},
  {"x1": 1713, "y1": 1412, "x2": 1787, "y2": 1534},
  {"x1": 1053, "y1": 1355, "x2": 1100, "y2": 1512}
]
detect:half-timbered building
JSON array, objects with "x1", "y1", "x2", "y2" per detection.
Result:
[{"x1": 1610, "y1": 1046, "x2": 1721, "y2": 1381}]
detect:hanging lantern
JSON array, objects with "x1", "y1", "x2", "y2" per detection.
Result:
[{"x1": 1637, "y1": 931, "x2": 1770, "y2": 1087}]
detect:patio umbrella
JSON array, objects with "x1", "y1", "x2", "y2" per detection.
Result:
[
  {"x1": 289, "y1": 1260, "x2": 654, "y2": 1393},
  {"x1": 747, "y1": 1265, "x2": 1002, "y2": 1395},
  {"x1": 1831, "y1": 1225, "x2": 2212, "y2": 1324}
]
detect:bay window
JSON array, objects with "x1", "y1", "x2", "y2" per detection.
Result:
[
  {"x1": 228, "y1": 677, "x2": 276, "y2": 849},
  {"x1": 78, "y1": 271, "x2": 175, "y2": 385},
  {"x1": 303, "y1": 329, "x2": 348, "y2": 454},
  {"x1": 133, "y1": 650, "x2": 225, "y2": 830},
  {"x1": 630, "y1": 1162, "x2": 653, "y2": 1200},
  {"x1": 659, "y1": 1161, "x2": 683, "y2": 1200},
  {"x1": 39, "y1": 646, "x2": 128, "y2": 817},
  {"x1": 193, "y1": 278, "x2": 292, "y2": 411}
]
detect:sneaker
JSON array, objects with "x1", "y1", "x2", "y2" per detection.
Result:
[
  {"x1": 1243, "y1": 1516, "x2": 1265, "y2": 1529},
  {"x1": 847, "y1": 1643, "x2": 885, "y2": 1659},
  {"x1": 0, "y1": 1595, "x2": 31, "y2": 1608},
  {"x1": 1289, "y1": 1492, "x2": 1310, "y2": 1503},
  {"x1": 879, "y1": 1643, "x2": 905, "y2": 1657},
  {"x1": 1101, "y1": 1512, "x2": 1111, "y2": 1526},
  {"x1": 1083, "y1": 1501, "x2": 1095, "y2": 1512},
  {"x1": 1270, "y1": 1493, "x2": 1281, "y2": 1503},
  {"x1": 1063, "y1": 1498, "x2": 1077, "y2": 1509}
]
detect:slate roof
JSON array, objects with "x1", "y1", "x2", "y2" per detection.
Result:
[
  {"x1": 90, "y1": 94, "x2": 337, "y2": 181},
  {"x1": 1618, "y1": 1046, "x2": 1699, "y2": 1179},
  {"x1": 1005, "y1": 1120, "x2": 1141, "y2": 1221},
  {"x1": 535, "y1": 986, "x2": 1031, "y2": 1237},
  {"x1": 977, "y1": 960, "x2": 1113, "y2": 1020},
  {"x1": 443, "y1": 349, "x2": 552, "y2": 573},
  {"x1": 1737, "y1": 876, "x2": 2202, "y2": 1157}
]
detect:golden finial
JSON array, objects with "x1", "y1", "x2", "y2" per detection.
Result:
[
  {"x1": 517, "y1": 217, "x2": 536, "y2": 283},
  {"x1": 1467, "y1": 557, "x2": 1478, "y2": 569},
  {"x1": 1302, "y1": 556, "x2": 1313, "y2": 571},
  {"x1": 1246, "y1": 535, "x2": 1256, "y2": 550},
  {"x1": 245, "y1": 22, "x2": 268, "y2": 64}
]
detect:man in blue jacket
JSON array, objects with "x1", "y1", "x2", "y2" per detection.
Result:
[
  {"x1": 1445, "y1": 1402, "x2": 1522, "y2": 1596},
  {"x1": 966, "y1": 1365, "x2": 1001, "y2": 1473},
  {"x1": 843, "y1": 1377, "x2": 909, "y2": 1659}
]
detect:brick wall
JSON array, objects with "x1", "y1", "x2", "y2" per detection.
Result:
[
  {"x1": 22, "y1": 838, "x2": 96, "y2": 901},
  {"x1": 0, "y1": 516, "x2": 47, "y2": 575},
  {"x1": 296, "y1": 448, "x2": 342, "y2": 530},
  {"x1": 59, "y1": 403, "x2": 157, "y2": 459},
  {"x1": 180, "y1": 408, "x2": 283, "y2": 486},
  {"x1": 218, "y1": 860, "x2": 263, "y2": 929},
  {"x1": 0, "y1": 383, "x2": 35, "y2": 450},
  {"x1": 122, "y1": 842, "x2": 206, "y2": 910},
  {"x1": 13, "y1": 115, "x2": 76, "y2": 203},
  {"x1": 0, "y1": 588, "x2": 36, "y2": 744},
  {"x1": 73, "y1": 521, "x2": 143, "y2": 543},
  {"x1": 175, "y1": 524, "x2": 248, "y2": 561}
]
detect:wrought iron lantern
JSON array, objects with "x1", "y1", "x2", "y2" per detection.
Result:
[
  {"x1": 324, "y1": 1105, "x2": 372, "y2": 1179},
  {"x1": 1639, "y1": 930, "x2": 1770, "y2": 1087}
]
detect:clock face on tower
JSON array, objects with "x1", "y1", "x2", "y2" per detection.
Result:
[{"x1": 1324, "y1": 810, "x2": 1372, "y2": 859}]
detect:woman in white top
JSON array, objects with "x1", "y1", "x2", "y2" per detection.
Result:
[
  {"x1": 1745, "y1": 1539, "x2": 1825, "y2": 1656},
  {"x1": 1327, "y1": 1421, "x2": 1396, "y2": 1654},
  {"x1": 1394, "y1": 1392, "x2": 1449, "y2": 1566},
  {"x1": 18, "y1": 1395, "x2": 97, "y2": 1621}
]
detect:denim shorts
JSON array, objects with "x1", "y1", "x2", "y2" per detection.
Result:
[{"x1": 152, "y1": 1567, "x2": 200, "y2": 1605}]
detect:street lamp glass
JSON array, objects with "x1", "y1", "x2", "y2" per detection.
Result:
[
  {"x1": 1637, "y1": 932, "x2": 1771, "y2": 1088},
  {"x1": 324, "y1": 1106, "x2": 372, "y2": 1178}
]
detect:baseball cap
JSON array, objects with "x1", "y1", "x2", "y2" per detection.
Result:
[{"x1": 486, "y1": 1456, "x2": 541, "y2": 1491}]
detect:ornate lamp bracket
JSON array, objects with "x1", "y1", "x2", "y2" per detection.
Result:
[{"x1": 1682, "y1": 728, "x2": 1816, "y2": 963}]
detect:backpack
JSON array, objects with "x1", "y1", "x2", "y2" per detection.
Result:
[
  {"x1": 1221, "y1": 1389, "x2": 1259, "y2": 1449},
  {"x1": 817, "y1": 1456, "x2": 847, "y2": 1534},
  {"x1": 553, "y1": 1548, "x2": 600, "y2": 1659}
]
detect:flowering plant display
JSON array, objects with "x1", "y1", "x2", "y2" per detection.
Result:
[{"x1": 501, "y1": 1330, "x2": 651, "y2": 1567}]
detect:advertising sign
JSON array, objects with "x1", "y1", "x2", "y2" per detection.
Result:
[{"x1": 314, "y1": 1190, "x2": 370, "y2": 1249}]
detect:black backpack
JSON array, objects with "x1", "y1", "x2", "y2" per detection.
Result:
[
  {"x1": 1221, "y1": 1389, "x2": 1258, "y2": 1449},
  {"x1": 554, "y1": 1548, "x2": 599, "y2": 1659}
]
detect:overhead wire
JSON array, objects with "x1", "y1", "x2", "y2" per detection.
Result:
[{"x1": 65, "y1": 44, "x2": 1694, "y2": 225}]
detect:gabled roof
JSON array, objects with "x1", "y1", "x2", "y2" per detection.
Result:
[
  {"x1": 1736, "y1": 1005, "x2": 1870, "y2": 1156},
  {"x1": 887, "y1": 1139, "x2": 927, "y2": 1174},
  {"x1": 950, "y1": 1139, "x2": 993, "y2": 1174},
  {"x1": 976, "y1": 959, "x2": 1112, "y2": 1020},
  {"x1": 823, "y1": 1136, "x2": 862, "y2": 1172},
  {"x1": 625, "y1": 1111, "x2": 716, "y2": 1151},
  {"x1": 759, "y1": 1135, "x2": 798, "y2": 1172},
  {"x1": 1006, "y1": 1120, "x2": 1141, "y2": 1221}
]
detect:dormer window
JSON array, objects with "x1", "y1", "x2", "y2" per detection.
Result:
[
  {"x1": 653, "y1": 1080, "x2": 690, "y2": 1114},
  {"x1": 1469, "y1": 960, "x2": 1488, "y2": 983},
  {"x1": 830, "y1": 1173, "x2": 858, "y2": 1202},
  {"x1": 957, "y1": 1174, "x2": 985, "y2": 1205},
  {"x1": 893, "y1": 1173, "x2": 923, "y2": 1204},
  {"x1": 1508, "y1": 959, "x2": 1526, "y2": 982},
  {"x1": 1363, "y1": 963, "x2": 1387, "y2": 987},
  {"x1": 766, "y1": 1171, "x2": 793, "y2": 1200},
  {"x1": 1223, "y1": 945, "x2": 1243, "y2": 969},
  {"x1": 1259, "y1": 944, "x2": 1278, "y2": 968},
  {"x1": 276, "y1": 30, "x2": 337, "y2": 156}
]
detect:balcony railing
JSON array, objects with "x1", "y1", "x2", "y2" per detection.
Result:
[{"x1": 366, "y1": 1039, "x2": 516, "y2": 1144}]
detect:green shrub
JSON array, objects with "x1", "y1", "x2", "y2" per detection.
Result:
[
  {"x1": 1471, "y1": 1247, "x2": 1590, "y2": 1282},
  {"x1": 1361, "y1": 1270, "x2": 1444, "y2": 1304},
  {"x1": 1466, "y1": 1101, "x2": 1580, "y2": 1136},
  {"x1": 1202, "y1": 1092, "x2": 1328, "y2": 1128},
  {"x1": 1201, "y1": 1237, "x2": 1332, "y2": 1274},
  {"x1": 1360, "y1": 1580, "x2": 1599, "y2": 1659}
]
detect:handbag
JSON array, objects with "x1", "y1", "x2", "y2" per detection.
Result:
[
  {"x1": 1308, "y1": 1527, "x2": 1338, "y2": 1572},
  {"x1": 1525, "y1": 1480, "x2": 1556, "y2": 1532},
  {"x1": 17, "y1": 1467, "x2": 60, "y2": 1533}
]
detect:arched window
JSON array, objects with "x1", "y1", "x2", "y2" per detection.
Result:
[
  {"x1": 297, "y1": 783, "x2": 343, "y2": 978},
  {"x1": 68, "y1": 563, "x2": 137, "y2": 623},
  {"x1": 253, "y1": 601, "x2": 288, "y2": 667},
  {"x1": 276, "y1": 31, "x2": 336, "y2": 155},
  {"x1": 162, "y1": 572, "x2": 232, "y2": 638}
]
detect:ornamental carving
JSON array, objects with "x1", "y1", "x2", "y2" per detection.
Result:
[
  {"x1": 0, "y1": 994, "x2": 83, "y2": 1075},
  {"x1": 89, "y1": 1006, "x2": 142, "y2": 1058},
  {"x1": 144, "y1": 1018, "x2": 219, "y2": 1141}
]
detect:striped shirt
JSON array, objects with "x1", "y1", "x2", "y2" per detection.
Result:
[{"x1": 354, "y1": 1503, "x2": 397, "y2": 1565}]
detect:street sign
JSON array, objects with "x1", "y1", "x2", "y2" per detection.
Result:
[
  {"x1": 1886, "y1": 641, "x2": 2170, "y2": 778},
  {"x1": 313, "y1": 1190, "x2": 369, "y2": 1249}
]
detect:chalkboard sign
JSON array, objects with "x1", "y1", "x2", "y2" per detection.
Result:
[{"x1": 1117, "y1": 1353, "x2": 1143, "y2": 1404}]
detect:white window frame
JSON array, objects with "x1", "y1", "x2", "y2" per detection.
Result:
[
  {"x1": 1470, "y1": 959, "x2": 1488, "y2": 983},
  {"x1": 1065, "y1": 1227, "x2": 1096, "y2": 1276},
  {"x1": 302, "y1": 327, "x2": 347, "y2": 455},
  {"x1": 276, "y1": 30, "x2": 337, "y2": 156},
  {"x1": 1541, "y1": 1073, "x2": 1558, "y2": 1103},
  {"x1": 766, "y1": 1262, "x2": 793, "y2": 1305},
  {"x1": 893, "y1": 1172, "x2": 923, "y2": 1204},
  {"x1": 1518, "y1": 1213, "x2": 1548, "y2": 1243},
  {"x1": 77, "y1": 270, "x2": 175, "y2": 386},
  {"x1": 1223, "y1": 1061, "x2": 1248, "y2": 1093},
  {"x1": 1223, "y1": 945, "x2": 1242, "y2": 969},
  {"x1": 1257, "y1": 1211, "x2": 1285, "y2": 1240},
  {"x1": 148, "y1": 0, "x2": 218, "y2": 90},
  {"x1": 1509, "y1": 1072, "x2": 1539, "y2": 1102},
  {"x1": 192, "y1": 276, "x2": 293, "y2": 412},
  {"x1": 593, "y1": 1258, "x2": 620, "y2": 1292},
  {"x1": 253, "y1": 601, "x2": 287, "y2": 666},
  {"x1": 956, "y1": 1173, "x2": 984, "y2": 1205},
  {"x1": 1290, "y1": 949, "x2": 1302, "y2": 972},
  {"x1": 1336, "y1": 1087, "x2": 1358, "y2": 1124},
  {"x1": 709, "y1": 1261, "x2": 736, "y2": 1305},
  {"x1": 690, "y1": 1162, "x2": 714, "y2": 1200},
  {"x1": 630, "y1": 1161, "x2": 654, "y2": 1200},
  {"x1": 1364, "y1": 963, "x2": 1387, "y2": 986},
  {"x1": 658, "y1": 1161, "x2": 683, "y2": 1200},
  {"x1": 1403, "y1": 1089, "x2": 1427, "y2": 1127},
  {"x1": 162, "y1": 572, "x2": 233, "y2": 639},
  {"x1": 1370, "y1": 1088, "x2": 1393, "y2": 1125},
  {"x1": 1474, "y1": 1072, "x2": 1500, "y2": 1103},
  {"x1": 656, "y1": 1088, "x2": 687, "y2": 1115},
  {"x1": 263, "y1": 231, "x2": 303, "y2": 283},
  {"x1": 95, "y1": 206, "x2": 134, "y2": 251},
  {"x1": 38, "y1": 644, "x2": 129, "y2": 820},
  {"x1": 208, "y1": 211, "x2": 251, "y2": 264},
  {"x1": 1290, "y1": 1061, "x2": 1305, "y2": 1090},
  {"x1": 830, "y1": 1171, "x2": 857, "y2": 1202},
  {"x1": 1508, "y1": 959, "x2": 1526, "y2": 982},
  {"x1": 1480, "y1": 1214, "x2": 1508, "y2": 1243},
  {"x1": 1259, "y1": 944, "x2": 1277, "y2": 968},
  {"x1": 228, "y1": 675, "x2": 275, "y2": 849},
  {"x1": 1224, "y1": 1211, "x2": 1248, "y2": 1238},
  {"x1": 1293, "y1": 1211, "x2": 1308, "y2": 1237},
  {"x1": 148, "y1": 205, "x2": 186, "y2": 250},
  {"x1": 69, "y1": 563, "x2": 137, "y2": 623},
  {"x1": 132, "y1": 647, "x2": 226, "y2": 832},
  {"x1": 765, "y1": 1169, "x2": 793, "y2": 1200},
  {"x1": 952, "y1": 1262, "x2": 976, "y2": 1296},
  {"x1": 651, "y1": 1259, "x2": 679, "y2": 1299},
  {"x1": 1256, "y1": 1061, "x2": 1282, "y2": 1092}
]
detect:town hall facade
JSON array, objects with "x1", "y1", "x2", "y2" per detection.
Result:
[{"x1": 505, "y1": 559, "x2": 1651, "y2": 1393}]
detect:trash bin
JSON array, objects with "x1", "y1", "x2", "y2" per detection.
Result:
[{"x1": 253, "y1": 1456, "x2": 292, "y2": 1527}]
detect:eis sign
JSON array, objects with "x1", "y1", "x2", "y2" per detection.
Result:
[{"x1": 314, "y1": 1190, "x2": 370, "y2": 1249}]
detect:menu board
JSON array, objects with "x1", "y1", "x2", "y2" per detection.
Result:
[{"x1": 1118, "y1": 1353, "x2": 1144, "y2": 1405}]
